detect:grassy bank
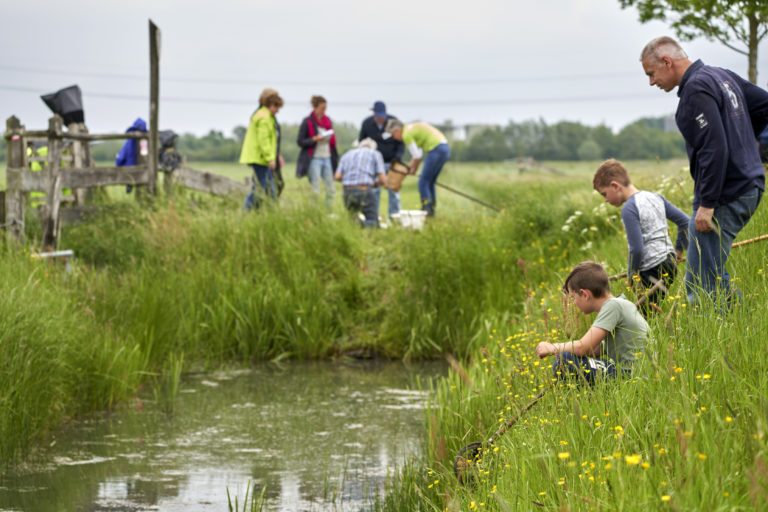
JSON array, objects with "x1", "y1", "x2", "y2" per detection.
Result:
[
  {"x1": 378, "y1": 174, "x2": 768, "y2": 509},
  {"x1": 0, "y1": 158, "x2": 706, "y2": 469}
]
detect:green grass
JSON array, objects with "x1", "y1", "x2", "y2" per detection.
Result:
[
  {"x1": 377, "y1": 167, "x2": 768, "y2": 510},
  {"x1": 5, "y1": 153, "x2": 766, "y2": 512}
]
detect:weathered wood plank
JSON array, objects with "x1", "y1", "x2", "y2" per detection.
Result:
[
  {"x1": 42, "y1": 116, "x2": 64, "y2": 249},
  {"x1": 5, "y1": 116, "x2": 26, "y2": 241},
  {"x1": 147, "y1": 20, "x2": 160, "y2": 195},
  {"x1": 172, "y1": 167, "x2": 250, "y2": 196},
  {"x1": 4, "y1": 129, "x2": 147, "y2": 142},
  {"x1": 11, "y1": 167, "x2": 150, "y2": 191}
]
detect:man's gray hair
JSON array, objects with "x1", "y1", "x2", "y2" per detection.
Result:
[
  {"x1": 358, "y1": 137, "x2": 377, "y2": 150},
  {"x1": 385, "y1": 119, "x2": 403, "y2": 134},
  {"x1": 640, "y1": 36, "x2": 688, "y2": 62}
]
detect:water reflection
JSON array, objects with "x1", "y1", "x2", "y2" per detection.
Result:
[{"x1": 0, "y1": 361, "x2": 443, "y2": 511}]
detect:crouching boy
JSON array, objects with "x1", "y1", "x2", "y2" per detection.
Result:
[
  {"x1": 535, "y1": 262, "x2": 649, "y2": 383},
  {"x1": 593, "y1": 159, "x2": 689, "y2": 311}
]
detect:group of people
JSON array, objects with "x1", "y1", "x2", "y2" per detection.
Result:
[
  {"x1": 536, "y1": 36, "x2": 767, "y2": 384},
  {"x1": 238, "y1": 94, "x2": 451, "y2": 225},
  {"x1": 236, "y1": 36, "x2": 768, "y2": 385}
]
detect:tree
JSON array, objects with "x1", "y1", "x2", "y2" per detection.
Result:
[{"x1": 620, "y1": 0, "x2": 768, "y2": 83}]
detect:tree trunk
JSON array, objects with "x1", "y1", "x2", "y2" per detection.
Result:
[{"x1": 748, "y1": 12, "x2": 758, "y2": 83}]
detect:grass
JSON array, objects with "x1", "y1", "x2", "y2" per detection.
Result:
[
  {"x1": 5, "y1": 153, "x2": 767, "y2": 512},
  {"x1": 377, "y1": 166, "x2": 768, "y2": 510}
]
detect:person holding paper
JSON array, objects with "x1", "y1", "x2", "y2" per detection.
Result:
[{"x1": 296, "y1": 95, "x2": 339, "y2": 209}]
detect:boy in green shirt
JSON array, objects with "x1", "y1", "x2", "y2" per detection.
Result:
[{"x1": 535, "y1": 261, "x2": 649, "y2": 382}]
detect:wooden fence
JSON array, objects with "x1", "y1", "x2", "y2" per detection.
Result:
[{"x1": 3, "y1": 114, "x2": 249, "y2": 249}]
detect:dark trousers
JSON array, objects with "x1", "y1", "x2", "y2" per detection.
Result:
[
  {"x1": 638, "y1": 253, "x2": 678, "y2": 312},
  {"x1": 343, "y1": 187, "x2": 378, "y2": 228},
  {"x1": 552, "y1": 353, "x2": 628, "y2": 385}
]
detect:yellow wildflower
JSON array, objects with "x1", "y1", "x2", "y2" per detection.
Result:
[{"x1": 624, "y1": 454, "x2": 642, "y2": 466}]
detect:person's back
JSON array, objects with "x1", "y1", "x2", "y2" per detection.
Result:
[
  {"x1": 535, "y1": 261, "x2": 648, "y2": 383},
  {"x1": 593, "y1": 159, "x2": 688, "y2": 310},
  {"x1": 676, "y1": 61, "x2": 766, "y2": 209},
  {"x1": 239, "y1": 106, "x2": 276, "y2": 166},
  {"x1": 403, "y1": 122, "x2": 447, "y2": 152},
  {"x1": 593, "y1": 295, "x2": 648, "y2": 366}
]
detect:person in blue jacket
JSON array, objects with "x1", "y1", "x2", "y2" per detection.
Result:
[
  {"x1": 640, "y1": 36, "x2": 768, "y2": 305},
  {"x1": 116, "y1": 118, "x2": 148, "y2": 193}
]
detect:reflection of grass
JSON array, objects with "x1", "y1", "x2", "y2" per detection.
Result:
[{"x1": 227, "y1": 481, "x2": 266, "y2": 512}]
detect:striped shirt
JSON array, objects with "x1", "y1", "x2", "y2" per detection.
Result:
[{"x1": 337, "y1": 147, "x2": 385, "y2": 186}]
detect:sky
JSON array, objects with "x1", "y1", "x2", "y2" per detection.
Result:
[{"x1": 1, "y1": 0, "x2": 767, "y2": 137}]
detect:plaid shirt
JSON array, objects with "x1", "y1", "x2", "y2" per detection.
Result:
[{"x1": 337, "y1": 147, "x2": 385, "y2": 186}]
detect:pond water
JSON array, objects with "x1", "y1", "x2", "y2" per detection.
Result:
[{"x1": 0, "y1": 361, "x2": 443, "y2": 511}]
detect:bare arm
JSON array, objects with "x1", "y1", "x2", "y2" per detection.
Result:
[{"x1": 535, "y1": 326, "x2": 607, "y2": 359}]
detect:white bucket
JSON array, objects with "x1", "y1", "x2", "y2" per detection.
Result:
[{"x1": 391, "y1": 210, "x2": 428, "y2": 230}]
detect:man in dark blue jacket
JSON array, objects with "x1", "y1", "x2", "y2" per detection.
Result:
[
  {"x1": 359, "y1": 101, "x2": 404, "y2": 218},
  {"x1": 640, "y1": 36, "x2": 768, "y2": 304}
]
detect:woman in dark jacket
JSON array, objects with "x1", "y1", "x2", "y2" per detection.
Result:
[{"x1": 296, "y1": 96, "x2": 339, "y2": 209}]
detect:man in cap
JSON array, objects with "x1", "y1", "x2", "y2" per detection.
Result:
[
  {"x1": 334, "y1": 138, "x2": 387, "y2": 228},
  {"x1": 358, "y1": 101, "x2": 404, "y2": 218},
  {"x1": 640, "y1": 36, "x2": 768, "y2": 305}
]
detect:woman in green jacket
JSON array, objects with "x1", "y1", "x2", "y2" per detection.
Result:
[{"x1": 240, "y1": 88, "x2": 285, "y2": 210}]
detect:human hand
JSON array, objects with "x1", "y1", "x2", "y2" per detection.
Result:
[
  {"x1": 695, "y1": 207, "x2": 715, "y2": 233},
  {"x1": 279, "y1": 155, "x2": 286, "y2": 168},
  {"x1": 313, "y1": 134, "x2": 324, "y2": 142},
  {"x1": 267, "y1": 160, "x2": 276, "y2": 170},
  {"x1": 334, "y1": 171, "x2": 342, "y2": 181},
  {"x1": 675, "y1": 249, "x2": 683, "y2": 262},
  {"x1": 535, "y1": 342, "x2": 557, "y2": 359}
]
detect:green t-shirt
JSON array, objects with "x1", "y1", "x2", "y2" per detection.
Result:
[
  {"x1": 403, "y1": 122, "x2": 447, "y2": 154},
  {"x1": 592, "y1": 296, "x2": 648, "y2": 365}
]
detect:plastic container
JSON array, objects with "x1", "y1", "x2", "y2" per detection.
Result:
[{"x1": 391, "y1": 210, "x2": 428, "y2": 230}]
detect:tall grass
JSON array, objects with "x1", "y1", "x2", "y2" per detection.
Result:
[
  {"x1": 379, "y1": 184, "x2": 768, "y2": 510},
  {"x1": 0, "y1": 159, "x2": 728, "y2": 475}
]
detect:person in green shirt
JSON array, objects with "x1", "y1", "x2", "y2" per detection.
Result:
[
  {"x1": 239, "y1": 88, "x2": 285, "y2": 210},
  {"x1": 385, "y1": 120, "x2": 450, "y2": 217},
  {"x1": 535, "y1": 261, "x2": 649, "y2": 383}
]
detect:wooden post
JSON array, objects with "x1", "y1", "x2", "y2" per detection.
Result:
[
  {"x1": 69, "y1": 122, "x2": 89, "y2": 204},
  {"x1": 5, "y1": 116, "x2": 26, "y2": 242},
  {"x1": 42, "y1": 115, "x2": 63, "y2": 250},
  {"x1": 147, "y1": 19, "x2": 161, "y2": 195}
]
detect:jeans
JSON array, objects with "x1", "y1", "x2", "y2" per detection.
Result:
[
  {"x1": 552, "y1": 353, "x2": 628, "y2": 385},
  {"x1": 343, "y1": 187, "x2": 378, "y2": 228},
  {"x1": 419, "y1": 143, "x2": 450, "y2": 216},
  {"x1": 308, "y1": 157, "x2": 335, "y2": 209},
  {"x1": 244, "y1": 164, "x2": 277, "y2": 211},
  {"x1": 685, "y1": 188, "x2": 762, "y2": 303},
  {"x1": 374, "y1": 167, "x2": 401, "y2": 217}
]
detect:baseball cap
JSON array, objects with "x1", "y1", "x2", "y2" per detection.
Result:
[{"x1": 371, "y1": 101, "x2": 387, "y2": 116}]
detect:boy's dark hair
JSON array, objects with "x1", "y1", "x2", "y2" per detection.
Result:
[
  {"x1": 593, "y1": 159, "x2": 631, "y2": 189},
  {"x1": 311, "y1": 95, "x2": 327, "y2": 108},
  {"x1": 563, "y1": 261, "x2": 610, "y2": 298}
]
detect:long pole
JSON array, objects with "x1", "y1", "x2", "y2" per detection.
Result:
[
  {"x1": 608, "y1": 233, "x2": 768, "y2": 281},
  {"x1": 388, "y1": 166, "x2": 501, "y2": 212},
  {"x1": 148, "y1": 20, "x2": 160, "y2": 195}
]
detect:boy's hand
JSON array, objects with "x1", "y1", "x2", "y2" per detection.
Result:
[{"x1": 535, "y1": 342, "x2": 557, "y2": 358}]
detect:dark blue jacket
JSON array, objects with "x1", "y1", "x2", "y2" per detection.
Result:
[
  {"x1": 675, "y1": 60, "x2": 768, "y2": 209},
  {"x1": 358, "y1": 115, "x2": 404, "y2": 164},
  {"x1": 116, "y1": 118, "x2": 148, "y2": 167}
]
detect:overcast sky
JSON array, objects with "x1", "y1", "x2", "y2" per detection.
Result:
[{"x1": 2, "y1": 0, "x2": 767, "y2": 136}]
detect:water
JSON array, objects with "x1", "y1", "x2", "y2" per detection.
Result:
[{"x1": 0, "y1": 361, "x2": 443, "y2": 511}]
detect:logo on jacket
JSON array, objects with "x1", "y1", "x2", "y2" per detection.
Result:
[
  {"x1": 695, "y1": 113, "x2": 708, "y2": 129},
  {"x1": 722, "y1": 81, "x2": 739, "y2": 109}
]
